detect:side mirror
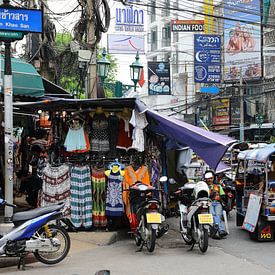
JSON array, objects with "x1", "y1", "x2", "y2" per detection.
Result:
[
  {"x1": 159, "y1": 176, "x2": 168, "y2": 183},
  {"x1": 168, "y1": 178, "x2": 176, "y2": 184}
]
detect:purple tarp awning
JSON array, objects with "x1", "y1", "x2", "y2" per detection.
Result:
[{"x1": 136, "y1": 100, "x2": 236, "y2": 170}]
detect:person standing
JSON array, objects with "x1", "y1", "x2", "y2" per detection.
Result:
[{"x1": 204, "y1": 171, "x2": 227, "y2": 238}]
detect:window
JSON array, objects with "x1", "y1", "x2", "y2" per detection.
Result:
[
  {"x1": 162, "y1": 23, "x2": 171, "y2": 47},
  {"x1": 151, "y1": 27, "x2": 158, "y2": 51},
  {"x1": 151, "y1": 0, "x2": 156, "y2": 22}
]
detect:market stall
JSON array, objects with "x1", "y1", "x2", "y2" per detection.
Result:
[
  {"x1": 11, "y1": 97, "x2": 235, "y2": 231},
  {"x1": 235, "y1": 143, "x2": 275, "y2": 241}
]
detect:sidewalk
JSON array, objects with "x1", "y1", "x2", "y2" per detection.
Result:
[{"x1": 0, "y1": 223, "x2": 125, "y2": 269}]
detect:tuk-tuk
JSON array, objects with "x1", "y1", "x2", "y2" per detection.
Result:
[{"x1": 235, "y1": 143, "x2": 275, "y2": 241}]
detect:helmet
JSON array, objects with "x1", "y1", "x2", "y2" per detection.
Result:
[
  {"x1": 193, "y1": 181, "x2": 210, "y2": 199},
  {"x1": 204, "y1": 172, "x2": 214, "y2": 179}
]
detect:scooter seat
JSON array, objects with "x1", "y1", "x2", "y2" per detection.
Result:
[{"x1": 12, "y1": 204, "x2": 64, "y2": 225}]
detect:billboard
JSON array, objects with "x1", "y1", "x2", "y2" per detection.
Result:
[
  {"x1": 224, "y1": 0, "x2": 261, "y2": 81},
  {"x1": 212, "y1": 98, "x2": 230, "y2": 126},
  {"x1": 107, "y1": 34, "x2": 144, "y2": 54},
  {"x1": 148, "y1": 62, "x2": 171, "y2": 95},
  {"x1": 194, "y1": 34, "x2": 221, "y2": 83}
]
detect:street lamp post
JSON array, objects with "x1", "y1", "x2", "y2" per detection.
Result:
[
  {"x1": 97, "y1": 48, "x2": 110, "y2": 85},
  {"x1": 130, "y1": 52, "x2": 143, "y2": 92}
]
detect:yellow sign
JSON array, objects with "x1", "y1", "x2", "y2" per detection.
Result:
[
  {"x1": 198, "y1": 214, "x2": 213, "y2": 224},
  {"x1": 204, "y1": 0, "x2": 214, "y2": 34},
  {"x1": 146, "y1": 213, "x2": 161, "y2": 224},
  {"x1": 261, "y1": 233, "x2": 272, "y2": 239}
]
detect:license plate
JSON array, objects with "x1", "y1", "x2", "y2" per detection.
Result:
[
  {"x1": 146, "y1": 213, "x2": 161, "y2": 224},
  {"x1": 198, "y1": 214, "x2": 213, "y2": 224}
]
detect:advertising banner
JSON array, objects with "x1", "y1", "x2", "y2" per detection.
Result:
[
  {"x1": 224, "y1": 0, "x2": 261, "y2": 81},
  {"x1": 204, "y1": 0, "x2": 214, "y2": 34},
  {"x1": 212, "y1": 98, "x2": 230, "y2": 126},
  {"x1": 107, "y1": 34, "x2": 144, "y2": 54},
  {"x1": 171, "y1": 20, "x2": 204, "y2": 32},
  {"x1": 194, "y1": 34, "x2": 221, "y2": 83},
  {"x1": 148, "y1": 62, "x2": 171, "y2": 95}
]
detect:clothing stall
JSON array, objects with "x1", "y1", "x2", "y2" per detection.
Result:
[{"x1": 14, "y1": 98, "x2": 166, "y2": 231}]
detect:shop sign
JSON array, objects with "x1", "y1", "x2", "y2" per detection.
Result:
[
  {"x1": 171, "y1": 20, "x2": 204, "y2": 32},
  {"x1": 230, "y1": 97, "x2": 241, "y2": 126},
  {"x1": 0, "y1": 7, "x2": 43, "y2": 33},
  {"x1": 194, "y1": 34, "x2": 221, "y2": 83},
  {"x1": 212, "y1": 98, "x2": 230, "y2": 126},
  {"x1": 148, "y1": 62, "x2": 171, "y2": 95},
  {"x1": 107, "y1": 34, "x2": 145, "y2": 54},
  {"x1": 115, "y1": 0, "x2": 144, "y2": 33}
]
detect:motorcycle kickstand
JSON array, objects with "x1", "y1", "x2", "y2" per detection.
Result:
[
  {"x1": 187, "y1": 242, "x2": 195, "y2": 251},
  {"x1": 136, "y1": 240, "x2": 145, "y2": 252},
  {"x1": 17, "y1": 253, "x2": 27, "y2": 270}
]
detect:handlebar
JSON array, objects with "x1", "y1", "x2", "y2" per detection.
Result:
[{"x1": 0, "y1": 198, "x2": 17, "y2": 208}]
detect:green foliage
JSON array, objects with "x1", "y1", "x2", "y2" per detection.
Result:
[{"x1": 270, "y1": 136, "x2": 275, "y2": 143}]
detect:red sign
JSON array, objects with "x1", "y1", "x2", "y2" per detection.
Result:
[{"x1": 212, "y1": 98, "x2": 230, "y2": 126}]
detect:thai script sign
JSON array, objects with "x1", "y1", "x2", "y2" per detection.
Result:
[
  {"x1": 212, "y1": 98, "x2": 230, "y2": 125},
  {"x1": 115, "y1": 0, "x2": 144, "y2": 33},
  {"x1": 194, "y1": 34, "x2": 221, "y2": 83},
  {"x1": 0, "y1": 7, "x2": 42, "y2": 33},
  {"x1": 148, "y1": 62, "x2": 171, "y2": 95},
  {"x1": 224, "y1": 0, "x2": 261, "y2": 81},
  {"x1": 171, "y1": 20, "x2": 204, "y2": 32}
]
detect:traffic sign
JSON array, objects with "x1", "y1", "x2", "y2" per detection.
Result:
[{"x1": 0, "y1": 30, "x2": 23, "y2": 40}]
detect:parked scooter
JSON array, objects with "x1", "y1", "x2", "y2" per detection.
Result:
[
  {"x1": 219, "y1": 176, "x2": 236, "y2": 216},
  {"x1": 172, "y1": 179, "x2": 213, "y2": 253},
  {"x1": 0, "y1": 198, "x2": 71, "y2": 269},
  {"x1": 126, "y1": 177, "x2": 168, "y2": 253}
]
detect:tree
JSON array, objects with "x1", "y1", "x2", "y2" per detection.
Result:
[{"x1": 53, "y1": 32, "x2": 118, "y2": 98}]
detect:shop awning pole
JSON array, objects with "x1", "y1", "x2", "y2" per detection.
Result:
[{"x1": 4, "y1": 41, "x2": 14, "y2": 222}]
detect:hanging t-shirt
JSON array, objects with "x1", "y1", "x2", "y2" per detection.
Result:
[{"x1": 130, "y1": 109, "x2": 148, "y2": 152}]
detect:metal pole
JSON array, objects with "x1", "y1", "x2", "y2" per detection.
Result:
[
  {"x1": 240, "y1": 75, "x2": 244, "y2": 143},
  {"x1": 4, "y1": 41, "x2": 13, "y2": 221}
]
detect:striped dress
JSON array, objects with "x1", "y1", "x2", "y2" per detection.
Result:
[
  {"x1": 106, "y1": 171, "x2": 124, "y2": 217},
  {"x1": 70, "y1": 166, "x2": 93, "y2": 229}
]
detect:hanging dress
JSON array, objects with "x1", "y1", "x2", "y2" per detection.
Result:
[
  {"x1": 64, "y1": 126, "x2": 90, "y2": 152},
  {"x1": 91, "y1": 168, "x2": 107, "y2": 227},
  {"x1": 116, "y1": 118, "x2": 133, "y2": 150},
  {"x1": 106, "y1": 171, "x2": 124, "y2": 217},
  {"x1": 122, "y1": 165, "x2": 150, "y2": 231},
  {"x1": 90, "y1": 113, "x2": 110, "y2": 152},
  {"x1": 70, "y1": 165, "x2": 93, "y2": 229},
  {"x1": 40, "y1": 163, "x2": 71, "y2": 217},
  {"x1": 130, "y1": 109, "x2": 148, "y2": 152}
]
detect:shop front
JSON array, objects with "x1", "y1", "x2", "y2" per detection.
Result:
[{"x1": 10, "y1": 97, "x2": 235, "y2": 232}]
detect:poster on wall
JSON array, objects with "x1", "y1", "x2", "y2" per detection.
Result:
[
  {"x1": 212, "y1": 98, "x2": 230, "y2": 126},
  {"x1": 148, "y1": 62, "x2": 171, "y2": 95},
  {"x1": 107, "y1": 34, "x2": 145, "y2": 54},
  {"x1": 194, "y1": 34, "x2": 221, "y2": 83},
  {"x1": 224, "y1": 0, "x2": 262, "y2": 81}
]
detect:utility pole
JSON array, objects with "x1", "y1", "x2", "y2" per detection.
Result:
[
  {"x1": 86, "y1": 0, "x2": 97, "y2": 98},
  {"x1": 240, "y1": 75, "x2": 244, "y2": 143}
]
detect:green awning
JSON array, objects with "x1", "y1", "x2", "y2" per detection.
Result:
[{"x1": 0, "y1": 56, "x2": 44, "y2": 97}]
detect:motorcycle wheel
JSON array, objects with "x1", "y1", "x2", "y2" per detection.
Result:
[
  {"x1": 34, "y1": 224, "x2": 71, "y2": 265},
  {"x1": 146, "y1": 226, "x2": 156, "y2": 252},
  {"x1": 180, "y1": 222, "x2": 194, "y2": 245},
  {"x1": 198, "y1": 227, "x2": 208, "y2": 253}
]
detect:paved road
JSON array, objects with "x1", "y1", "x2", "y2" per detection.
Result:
[{"x1": 1, "y1": 211, "x2": 275, "y2": 275}]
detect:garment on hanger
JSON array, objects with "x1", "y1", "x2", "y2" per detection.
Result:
[
  {"x1": 122, "y1": 165, "x2": 150, "y2": 230},
  {"x1": 90, "y1": 113, "x2": 110, "y2": 152},
  {"x1": 116, "y1": 118, "x2": 133, "y2": 150},
  {"x1": 129, "y1": 109, "x2": 148, "y2": 152},
  {"x1": 108, "y1": 113, "x2": 120, "y2": 153},
  {"x1": 106, "y1": 170, "x2": 124, "y2": 217},
  {"x1": 70, "y1": 165, "x2": 93, "y2": 229},
  {"x1": 64, "y1": 124, "x2": 90, "y2": 152},
  {"x1": 40, "y1": 163, "x2": 71, "y2": 216},
  {"x1": 91, "y1": 168, "x2": 107, "y2": 227}
]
